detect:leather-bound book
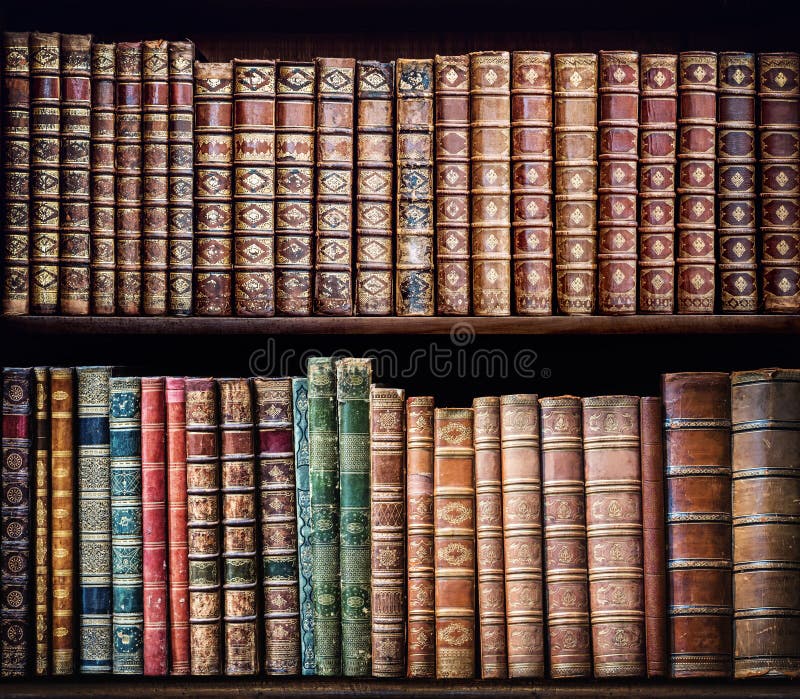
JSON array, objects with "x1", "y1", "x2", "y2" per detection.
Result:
[
  {"x1": 76, "y1": 366, "x2": 112, "y2": 674},
  {"x1": 253, "y1": 377, "x2": 300, "y2": 676},
  {"x1": 554, "y1": 54, "x2": 598, "y2": 315},
  {"x1": 718, "y1": 53, "x2": 757, "y2": 312},
  {"x1": 677, "y1": 52, "x2": 717, "y2": 313},
  {"x1": 511, "y1": 51, "x2": 553, "y2": 316},
  {"x1": 370, "y1": 387, "x2": 406, "y2": 677},
  {"x1": 355, "y1": 61, "x2": 394, "y2": 316},
  {"x1": 638, "y1": 54, "x2": 677, "y2": 314},
  {"x1": 2, "y1": 33, "x2": 31, "y2": 316},
  {"x1": 598, "y1": 51, "x2": 639, "y2": 315},
  {"x1": 539, "y1": 396, "x2": 591, "y2": 678},
  {"x1": 141, "y1": 376, "x2": 167, "y2": 675},
  {"x1": 395, "y1": 59, "x2": 435, "y2": 316},
  {"x1": 582, "y1": 395, "x2": 645, "y2": 677},
  {"x1": 32, "y1": 368, "x2": 49, "y2": 675},
  {"x1": 731, "y1": 369, "x2": 800, "y2": 678},
  {"x1": 759, "y1": 53, "x2": 800, "y2": 312},
  {"x1": 218, "y1": 378, "x2": 259, "y2": 675},
  {"x1": 275, "y1": 62, "x2": 315, "y2": 316},
  {"x1": 639, "y1": 397, "x2": 666, "y2": 677},
  {"x1": 233, "y1": 59, "x2": 276, "y2": 317},
  {"x1": 2, "y1": 368, "x2": 32, "y2": 676},
  {"x1": 30, "y1": 33, "x2": 61, "y2": 315},
  {"x1": 435, "y1": 55, "x2": 470, "y2": 316},
  {"x1": 663, "y1": 372, "x2": 732, "y2": 678},
  {"x1": 167, "y1": 41, "x2": 194, "y2": 316},
  {"x1": 406, "y1": 396, "x2": 435, "y2": 678},
  {"x1": 90, "y1": 43, "x2": 117, "y2": 316},
  {"x1": 472, "y1": 396, "x2": 507, "y2": 678}
]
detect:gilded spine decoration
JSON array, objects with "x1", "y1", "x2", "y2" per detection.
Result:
[{"x1": 33, "y1": 367, "x2": 49, "y2": 675}]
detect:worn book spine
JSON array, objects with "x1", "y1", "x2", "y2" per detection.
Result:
[
  {"x1": 663, "y1": 372, "x2": 732, "y2": 678},
  {"x1": 406, "y1": 396, "x2": 435, "y2": 678},
  {"x1": 554, "y1": 53, "x2": 598, "y2": 315},
  {"x1": 395, "y1": 59, "x2": 435, "y2": 316},
  {"x1": 275, "y1": 62, "x2": 315, "y2": 316},
  {"x1": 539, "y1": 395, "x2": 591, "y2": 678},
  {"x1": 472, "y1": 396, "x2": 507, "y2": 678},
  {"x1": 1, "y1": 368, "x2": 32, "y2": 676},
  {"x1": 638, "y1": 54, "x2": 678, "y2": 314},
  {"x1": 76, "y1": 366, "x2": 112, "y2": 674},
  {"x1": 582, "y1": 395, "x2": 645, "y2": 677},
  {"x1": 731, "y1": 368, "x2": 800, "y2": 678},
  {"x1": 370, "y1": 386, "x2": 406, "y2": 677},
  {"x1": 435, "y1": 55, "x2": 470, "y2": 315},
  {"x1": 511, "y1": 51, "x2": 553, "y2": 315},
  {"x1": 253, "y1": 377, "x2": 300, "y2": 676},
  {"x1": 32, "y1": 368, "x2": 49, "y2": 675},
  {"x1": 355, "y1": 61, "x2": 394, "y2": 316}
]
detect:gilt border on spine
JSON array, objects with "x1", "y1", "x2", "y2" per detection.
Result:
[{"x1": 32, "y1": 367, "x2": 49, "y2": 675}]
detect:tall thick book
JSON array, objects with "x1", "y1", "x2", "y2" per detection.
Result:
[
  {"x1": 731, "y1": 368, "x2": 800, "y2": 678},
  {"x1": 337, "y1": 358, "x2": 373, "y2": 675},
  {"x1": 32, "y1": 368, "x2": 49, "y2": 675},
  {"x1": 663, "y1": 372, "x2": 731, "y2": 677},
  {"x1": 554, "y1": 54, "x2": 598, "y2": 315},
  {"x1": 76, "y1": 366, "x2": 112, "y2": 674},
  {"x1": 355, "y1": 61, "x2": 394, "y2": 316},
  {"x1": 370, "y1": 386, "x2": 406, "y2": 677},
  {"x1": 110, "y1": 376, "x2": 143, "y2": 674},
  {"x1": 582, "y1": 395, "x2": 645, "y2": 677},
  {"x1": 539, "y1": 396, "x2": 591, "y2": 678},
  {"x1": 395, "y1": 59, "x2": 435, "y2": 316},
  {"x1": 1, "y1": 368, "x2": 32, "y2": 676}
]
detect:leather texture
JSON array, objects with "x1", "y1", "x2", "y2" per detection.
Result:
[{"x1": 32, "y1": 368, "x2": 49, "y2": 675}]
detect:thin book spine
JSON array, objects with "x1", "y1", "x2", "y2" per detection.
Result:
[{"x1": 32, "y1": 367, "x2": 49, "y2": 675}]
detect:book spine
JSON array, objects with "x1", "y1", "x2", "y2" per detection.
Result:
[
  {"x1": 759, "y1": 53, "x2": 800, "y2": 313},
  {"x1": 472, "y1": 396, "x2": 507, "y2": 678},
  {"x1": 218, "y1": 378, "x2": 259, "y2": 675},
  {"x1": 355, "y1": 61, "x2": 394, "y2": 316},
  {"x1": 582, "y1": 395, "x2": 645, "y2": 677},
  {"x1": 141, "y1": 376, "x2": 167, "y2": 675},
  {"x1": 2, "y1": 32, "x2": 31, "y2": 316},
  {"x1": 539, "y1": 395, "x2": 591, "y2": 678},
  {"x1": 731, "y1": 368, "x2": 800, "y2": 678},
  {"x1": 638, "y1": 54, "x2": 677, "y2": 314},
  {"x1": 435, "y1": 55, "x2": 470, "y2": 315},
  {"x1": 663, "y1": 372, "x2": 732, "y2": 678},
  {"x1": 32, "y1": 367, "x2": 49, "y2": 675},
  {"x1": 554, "y1": 53, "x2": 598, "y2": 315},
  {"x1": 1, "y1": 368, "x2": 33, "y2": 676},
  {"x1": 395, "y1": 59, "x2": 434, "y2": 316},
  {"x1": 370, "y1": 386, "x2": 406, "y2": 677},
  {"x1": 405, "y1": 396, "x2": 435, "y2": 678},
  {"x1": 511, "y1": 51, "x2": 553, "y2": 315},
  {"x1": 76, "y1": 366, "x2": 112, "y2": 674},
  {"x1": 233, "y1": 59, "x2": 276, "y2": 317},
  {"x1": 275, "y1": 62, "x2": 315, "y2": 316}
]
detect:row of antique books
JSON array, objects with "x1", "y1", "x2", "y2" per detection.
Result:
[
  {"x1": 1, "y1": 361, "x2": 798, "y2": 680},
  {"x1": 3, "y1": 31, "x2": 800, "y2": 318}
]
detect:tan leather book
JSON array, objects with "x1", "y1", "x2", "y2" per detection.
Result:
[{"x1": 33, "y1": 368, "x2": 49, "y2": 675}]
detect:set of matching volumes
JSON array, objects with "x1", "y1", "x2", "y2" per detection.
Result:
[{"x1": 3, "y1": 33, "x2": 800, "y2": 318}]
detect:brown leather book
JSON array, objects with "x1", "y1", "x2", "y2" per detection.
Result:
[
  {"x1": 33, "y1": 367, "x2": 49, "y2": 675},
  {"x1": 582, "y1": 395, "x2": 645, "y2": 677},
  {"x1": 472, "y1": 396, "x2": 507, "y2": 678},
  {"x1": 718, "y1": 53, "x2": 757, "y2": 312},
  {"x1": 435, "y1": 55, "x2": 470, "y2": 315},
  {"x1": 539, "y1": 396, "x2": 591, "y2": 678},
  {"x1": 759, "y1": 53, "x2": 800, "y2": 313},
  {"x1": 638, "y1": 54, "x2": 677, "y2": 314},
  {"x1": 598, "y1": 50, "x2": 639, "y2": 315},
  {"x1": 355, "y1": 61, "x2": 394, "y2": 316},
  {"x1": 433, "y1": 407, "x2": 475, "y2": 678},
  {"x1": 406, "y1": 395, "x2": 435, "y2": 678},
  {"x1": 511, "y1": 51, "x2": 553, "y2": 316},
  {"x1": 471, "y1": 51, "x2": 511, "y2": 316},
  {"x1": 554, "y1": 54, "x2": 598, "y2": 315},
  {"x1": 731, "y1": 368, "x2": 800, "y2": 678},
  {"x1": 663, "y1": 372, "x2": 732, "y2": 678},
  {"x1": 677, "y1": 52, "x2": 717, "y2": 314},
  {"x1": 275, "y1": 61, "x2": 315, "y2": 316}
]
